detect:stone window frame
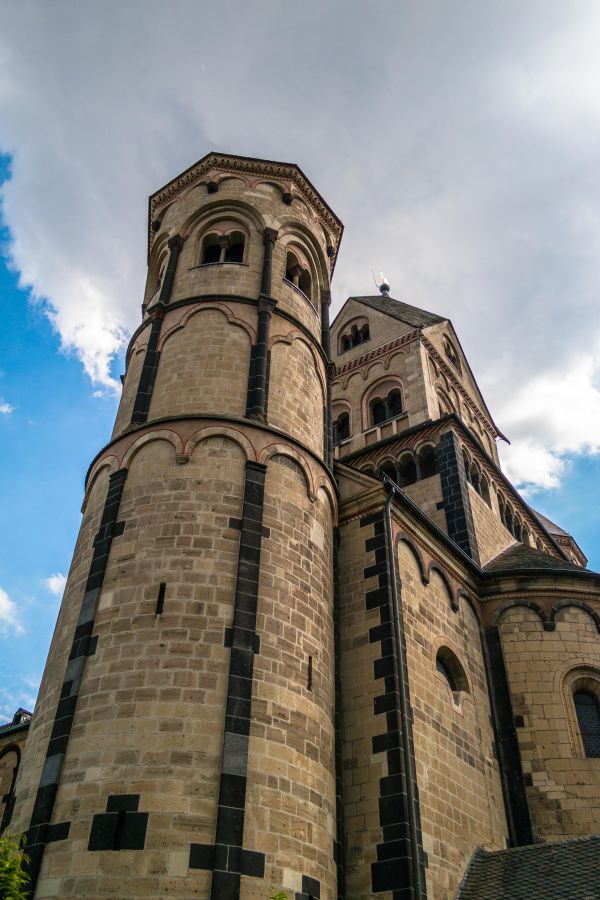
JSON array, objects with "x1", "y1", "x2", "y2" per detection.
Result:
[
  {"x1": 431, "y1": 636, "x2": 471, "y2": 713},
  {"x1": 197, "y1": 218, "x2": 250, "y2": 266},
  {"x1": 443, "y1": 335, "x2": 462, "y2": 375},
  {"x1": 561, "y1": 666, "x2": 600, "y2": 759},
  {"x1": 338, "y1": 315, "x2": 371, "y2": 355},
  {"x1": 332, "y1": 404, "x2": 351, "y2": 445},
  {"x1": 363, "y1": 377, "x2": 406, "y2": 430}
]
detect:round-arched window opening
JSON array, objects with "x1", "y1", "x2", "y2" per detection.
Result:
[
  {"x1": 480, "y1": 474, "x2": 491, "y2": 507},
  {"x1": 333, "y1": 411, "x2": 350, "y2": 444},
  {"x1": 574, "y1": 691, "x2": 600, "y2": 758},
  {"x1": 224, "y1": 230, "x2": 245, "y2": 263},
  {"x1": 444, "y1": 337, "x2": 462, "y2": 374},
  {"x1": 379, "y1": 460, "x2": 397, "y2": 483},
  {"x1": 419, "y1": 445, "x2": 437, "y2": 479},
  {"x1": 201, "y1": 233, "x2": 221, "y2": 264},
  {"x1": 435, "y1": 647, "x2": 469, "y2": 699},
  {"x1": 371, "y1": 398, "x2": 386, "y2": 426},
  {"x1": 397, "y1": 454, "x2": 417, "y2": 487}
]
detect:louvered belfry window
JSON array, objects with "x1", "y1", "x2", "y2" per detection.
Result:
[{"x1": 574, "y1": 691, "x2": 600, "y2": 758}]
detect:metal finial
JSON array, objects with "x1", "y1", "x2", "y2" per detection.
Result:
[{"x1": 379, "y1": 272, "x2": 390, "y2": 296}]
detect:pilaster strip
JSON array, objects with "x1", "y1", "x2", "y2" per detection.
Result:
[
  {"x1": 360, "y1": 511, "x2": 427, "y2": 899},
  {"x1": 321, "y1": 290, "x2": 333, "y2": 468},
  {"x1": 246, "y1": 296, "x2": 277, "y2": 421},
  {"x1": 436, "y1": 431, "x2": 479, "y2": 563},
  {"x1": 23, "y1": 469, "x2": 128, "y2": 896},
  {"x1": 131, "y1": 234, "x2": 183, "y2": 426},
  {"x1": 484, "y1": 627, "x2": 533, "y2": 846},
  {"x1": 190, "y1": 460, "x2": 268, "y2": 899},
  {"x1": 332, "y1": 528, "x2": 346, "y2": 900}
]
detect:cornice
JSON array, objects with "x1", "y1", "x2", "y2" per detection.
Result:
[
  {"x1": 149, "y1": 152, "x2": 343, "y2": 266},
  {"x1": 421, "y1": 334, "x2": 502, "y2": 440},
  {"x1": 333, "y1": 329, "x2": 421, "y2": 381}
]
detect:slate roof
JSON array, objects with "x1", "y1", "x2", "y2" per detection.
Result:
[
  {"x1": 0, "y1": 708, "x2": 32, "y2": 736},
  {"x1": 483, "y1": 542, "x2": 587, "y2": 574},
  {"x1": 457, "y1": 835, "x2": 600, "y2": 899},
  {"x1": 534, "y1": 510, "x2": 571, "y2": 538},
  {"x1": 350, "y1": 295, "x2": 446, "y2": 329}
]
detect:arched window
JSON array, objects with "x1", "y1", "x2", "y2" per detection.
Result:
[
  {"x1": 201, "y1": 233, "x2": 221, "y2": 264},
  {"x1": 574, "y1": 692, "x2": 600, "y2": 758},
  {"x1": 285, "y1": 251, "x2": 312, "y2": 300},
  {"x1": 379, "y1": 460, "x2": 397, "y2": 483},
  {"x1": 224, "y1": 230, "x2": 245, "y2": 263},
  {"x1": 370, "y1": 387, "x2": 403, "y2": 426},
  {"x1": 397, "y1": 454, "x2": 417, "y2": 487},
  {"x1": 504, "y1": 507, "x2": 514, "y2": 536},
  {"x1": 371, "y1": 398, "x2": 387, "y2": 425},
  {"x1": 201, "y1": 228, "x2": 246, "y2": 265},
  {"x1": 435, "y1": 647, "x2": 469, "y2": 698},
  {"x1": 444, "y1": 337, "x2": 462, "y2": 374},
  {"x1": 339, "y1": 320, "x2": 370, "y2": 354},
  {"x1": 462, "y1": 448, "x2": 471, "y2": 481},
  {"x1": 333, "y1": 411, "x2": 350, "y2": 444},
  {"x1": 470, "y1": 464, "x2": 480, "y2": 494},
  {"x1": 418, "y1": 445, "x2": 437, "y2": 479},
  {"x1": 480, "y1": 474, "x2": 491, "y2": 507},
  {"x1": 513, "y1": 519, "x2": 522, "y2": 542}
]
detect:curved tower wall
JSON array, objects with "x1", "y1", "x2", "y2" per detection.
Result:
[{"x1": 13, "y1": 154, "x2": 342, "y2": 900}]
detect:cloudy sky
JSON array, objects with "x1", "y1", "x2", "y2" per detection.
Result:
[{"x1": 1, "y1": 0, "x2": 600, "y2": 716}]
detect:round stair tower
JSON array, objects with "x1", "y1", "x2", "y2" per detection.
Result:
[{"x1": 12, "y1": 153, "x2": 343, "y2": 900}]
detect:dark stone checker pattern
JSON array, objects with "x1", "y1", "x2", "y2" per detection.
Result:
[
  {"x1": 435, "y1": 431, "x2": 479, "y2": 563},
  {"x1": 360, "y1": 511, "x2": 427, "y2": 899},
  {"x1": 189, "y1": 461, "x2": 269, "y2": 900},
  {"x1": 484, "y1": 628, "x2": 533, "y2": 847},
  {"x1": 24, "y1": 468, "x2": 128, "y2": 896}
]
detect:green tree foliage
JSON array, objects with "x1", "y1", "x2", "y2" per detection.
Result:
[
  {"x1": 0, "y1": 832, "x2": 29, "y2": 900},
  {"x1": 270, "y1": 891, "x2": 288, "y2": 900}
]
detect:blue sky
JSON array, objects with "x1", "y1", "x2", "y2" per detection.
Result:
[
  {"x1": 0, "y1": 156, "x2": 120, "y2": 718},
  {"x1": 2, "y1": 0, "x2": 600, "y2": 719}
]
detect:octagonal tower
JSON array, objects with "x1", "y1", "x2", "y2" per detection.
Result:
[{"x1": 12, "y1": 153, "x2": 343, "y2": 900}]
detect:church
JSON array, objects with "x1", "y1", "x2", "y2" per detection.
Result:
[{"x1": 5, "y1": 153, "x2": 600, "y2": 899}]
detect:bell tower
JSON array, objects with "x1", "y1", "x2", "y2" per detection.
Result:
[{"x1": 12, "y1": 153, "x2": 343, "y2": 900}]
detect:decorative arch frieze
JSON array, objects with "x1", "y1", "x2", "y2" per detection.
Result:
[
  {"x1": 158, "y1": 302, "x2": 256, "y2": 350},
  {"x1": 259, "y1": 442, "x2": 315, "y2": 500},
  {"x1": 492, "y1": 599, "x2": 550, "y2": 630},
  {"x1": 83, "y1": 457, "x2": 120, "y2": 511},
  {"x1": 269, "y1": 331, "x2": 327, "y2": 402},
  {"x1": 396, "y1": 533, "x2": 429, "y2": 586},
  {"x1": 550, "y1": 600, "x2": 600, "y2": 633},
  {"x1": 121, "y1": 429, "x2": 184, "y2": 471},
  {"x1": 184, "y1": 426, "x2": 257, "y2": 463},
  {"x1": 428, "y1": 563, "x2": 459, "y2": 612}
]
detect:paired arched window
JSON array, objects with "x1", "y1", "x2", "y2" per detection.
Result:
[
  {"x1": 370, "y1": 388, "x2": 403, "y2": 426},
  {"x1": 374, "y1": 445, "x2": 437, "y2": 487},
  {"x1": 284, "y1": 251, "x2": 312, "y2": 300},
  {"x1": 201, "y1": 228, "x2": 246, "y2": 265},
  {"x1": 444, "y1": 337, "x2": 462, "y2": 374},
  {"x1": 574, "y1": 691, "x2": 600, "y2": 758},
  {"x1": 339, "y1": 320, "x2": 370, "y2": 353},
  {"x1": 333, "y1": 411, "x2": 350, "y2": 444},
  {"x1": 463, "y1": 449, "x2": 492, "y2": 508}
]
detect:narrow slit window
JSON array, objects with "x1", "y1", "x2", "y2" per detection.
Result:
[{"x1": 155, "y1": 582, "x2": 166, "y2": 616}]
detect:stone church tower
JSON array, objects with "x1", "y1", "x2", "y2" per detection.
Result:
[{"x1": 9, "y1": 153, "x2": 600, "y2": 899}]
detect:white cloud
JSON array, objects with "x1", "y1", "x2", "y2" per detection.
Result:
[
  {"x1": 45, "y1": 573, "x2": 66, "y2": 597},
  {"x1": 0, "y1": 586, "x2": 24, "y2": 635},
  {"x1": 1, "y1": 2, "x2": 600, "y2": 485},
  {"x1": 0, "y1": 401, "x2": 13, "y2": 414}
]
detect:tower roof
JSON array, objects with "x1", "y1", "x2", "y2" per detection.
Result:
[
  {"x1": 148, "y1": 151, "x2": 344, "y2": 265},
  {"x1": 339, "y1": 294, "x2": 446, "y2": 330}
]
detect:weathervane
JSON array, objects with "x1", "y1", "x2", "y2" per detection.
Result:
[{"x1": 372, "y1": 269, "x2": 390, "y2": 297}]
